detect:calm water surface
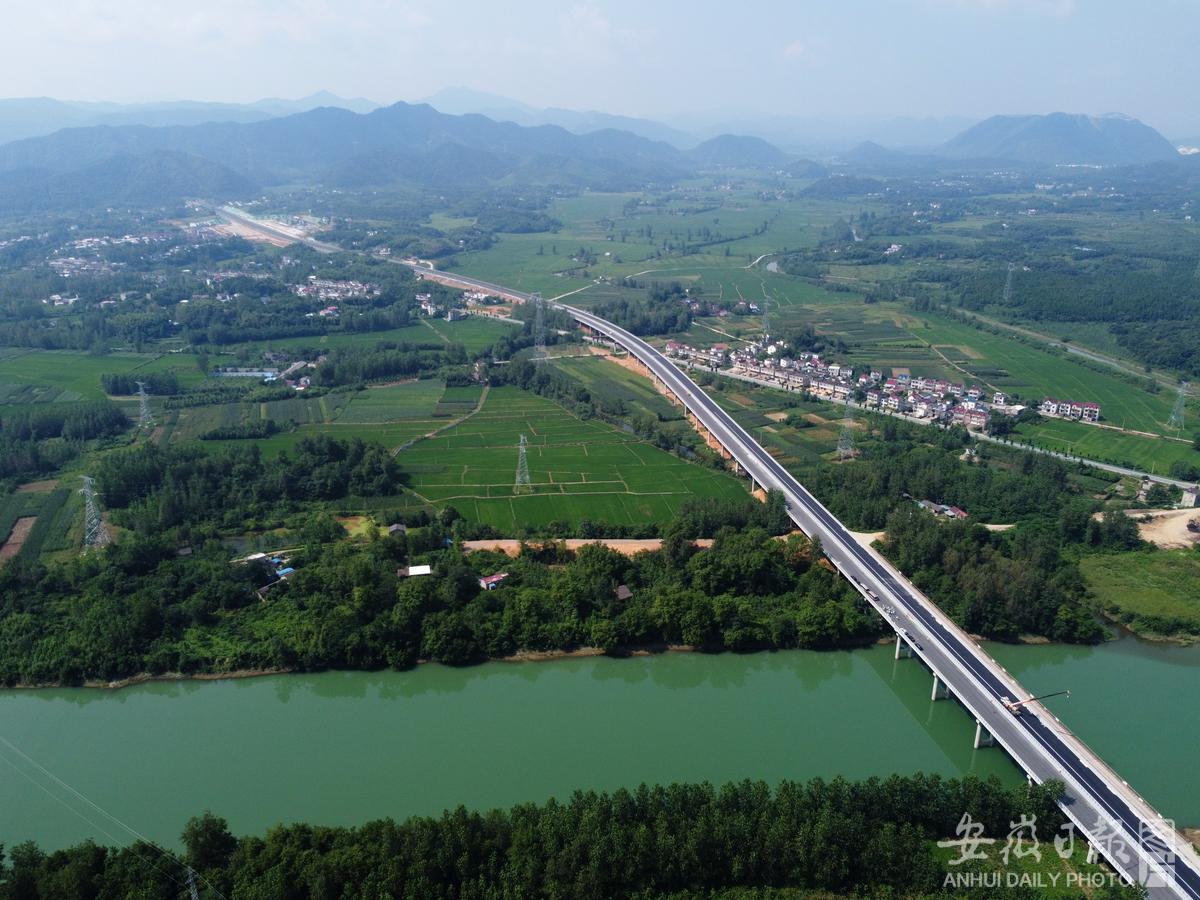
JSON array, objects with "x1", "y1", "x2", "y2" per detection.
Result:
[{"x1": 0, "y1": 637, "x2": 1194, "y2": 850}]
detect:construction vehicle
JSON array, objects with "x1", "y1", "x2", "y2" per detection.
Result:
[{"x1": 1001, "y1": 690, "x2": 1070, "y2": 716}]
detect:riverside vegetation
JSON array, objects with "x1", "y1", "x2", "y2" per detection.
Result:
[{"x1": 0, "y1": 775, "x2": 1143, "y2": 899}]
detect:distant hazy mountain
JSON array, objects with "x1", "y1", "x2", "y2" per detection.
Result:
[
  {"x1": 0, "y1": 92, "x2": 380, "y2": 146},
  {"x1": 688, "y1": 134, "x2": 790, "y2": 168},
  {"x1": 939, "y1": 113, "x2": 1179, "y2": 166},
  {"x1": 0, "y1": 150, "x2": 257, "y2": 212},
  {"x1": 661, "y1": 113, "x2": 980, "y2": 155},
  {"x1": 0, "y1": 102, "x2": 688, "y2": 202},
  {"x1": 422, "y1": 86, "x2": 696, "y2": 148}
]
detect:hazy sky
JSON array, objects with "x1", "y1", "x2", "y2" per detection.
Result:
[{"x1": 4, "y1": 0, "x2": 1198, "y2": 133}]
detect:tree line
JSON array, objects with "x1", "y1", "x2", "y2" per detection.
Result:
[{"x1": 0, "y1": 775, "x2": 1130, "y2": 899}]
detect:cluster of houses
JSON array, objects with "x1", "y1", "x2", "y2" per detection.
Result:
[
  {"x1": 1038, "y1": 397, "x2": 1101, "y2": 423},
  {"x1": 665, "y1": 336, "x2": 1104, "y2": 431},
  {"x1": 291, "y1": 276, "x2": 380, "y2": 302},
  {"x1": 916, "y1": 499, "x2": 969, "y2": 520},
  {"x1": 417, "y1": 292, "x2": 468, "y2": 321},
  {"x1": 49, "y1": 255, "x2": 117, "y2": 277},
  {"x1": 666, "y1": 338, "x2": 1026, "y2": 432}
]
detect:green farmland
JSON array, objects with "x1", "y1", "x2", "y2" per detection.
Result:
[
  {"x1": 0, "y1": 348, "x2": 205, "y2": 404},
  {"x1": 396, "y1": 385, "x2": 748, "y2": 529}
]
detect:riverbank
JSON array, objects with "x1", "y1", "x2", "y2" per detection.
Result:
[{"x1": 12, "y1": 645, "x2": 711, "y2": 692}]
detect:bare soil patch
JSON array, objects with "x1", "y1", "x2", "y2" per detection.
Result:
[
  {"x1": 1121, "y1": 508, "x2": 1200, "y2": 549},
  {"x1": 0, "y1": 516, "x2": 37, "y2": 561},
  {"x1": 16, "y1": 480, "x2": 57, "y2": 493},
  {"x1": 463, "y1": 537, "x2": 714, "y2": 557}
]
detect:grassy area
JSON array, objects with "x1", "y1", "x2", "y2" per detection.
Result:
[
  {"x1": 336, "y1": 380, "x2": 447, "y2": 422},
  {"x1": 1081, "y1": 549, "x2": 1200, "y2": 639},
  {"x1": 221, "y1": 316, "x2": 519, "y2": 356},
  {"x1": 396, "y1": 385, "x2": 748, "y2": 529},
  {"x1": 1015, "y1": 417, "x2": 1200, "y2": 475},
  {"x1": 0, "y1": 348, "x2": 203, "y2": 402}
]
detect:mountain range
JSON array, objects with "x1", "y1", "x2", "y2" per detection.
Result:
[
  {"x1": 0, "y1": 92, "x2": 380, "y2": 146},
  {"x1": 0, "y1": 96, "x2": 1185, "y2": 213}
]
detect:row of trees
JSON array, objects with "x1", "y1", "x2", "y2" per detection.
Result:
[{"x1": 0, "y1": 776, "x2": 1110, "y2": 899}]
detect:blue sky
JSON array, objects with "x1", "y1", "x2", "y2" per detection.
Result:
[{"x1": 4, "y1": 0, "x2": 1198, "y2": 134}]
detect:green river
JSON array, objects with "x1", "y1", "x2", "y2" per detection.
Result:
[{"x1": 0, "y1": 637, "x2": 1196, "y2": 851}]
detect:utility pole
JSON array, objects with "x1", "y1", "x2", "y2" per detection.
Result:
[
  {"x1": 79, "y1": 475, "x2": 109, "y2": 551},
  {"x1": 514, "y1": 434, "x2": 532, "y2": 494},
  {"x1": 135, "y1": 380, "x2": 153, "y2": 428}
]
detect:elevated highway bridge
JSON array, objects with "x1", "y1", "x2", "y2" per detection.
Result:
[{"x1": 402, "y1": 261, "x2": 1200, "y2": 898}]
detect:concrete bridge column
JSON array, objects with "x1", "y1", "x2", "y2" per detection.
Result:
[
  {"x1": 931, "y1": 673, "x2": 950, "y2": 700},
  {"x1": 894, "y1": 633, "x2": 912, "y2": 660},
  {"x1": 1086, "y1": 844, "x2": 1098, "y2": 864},
  {"x1": 973, "y1": 721, "x2": 995, "y2": 749}
]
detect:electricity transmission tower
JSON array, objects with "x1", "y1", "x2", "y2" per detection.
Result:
[
  {"x1": 514, "y1": 434, "x2": 532, "y2": 494},
  {"x1": 1002, "y1": 263, "x2": 1015, "y2": 304},
  {"x1": 1169, "y1": 382, "x2": 1188, "y2": 431},
  {"x1": 134, "y1": 380, "x2": 153, "y2": 428},
  {"x1": 79, "y1": 476, "x2": 109, "y2": 551},
  {"x1": 761, "y1": 305, "x2": 770, "y2": 341},
  {"x1": 837, "y1": 405, "x2": 857, "y2": 461},
  {"x1": 531, "y1": 293, "x2": 546, "y2": 357},
  {"x1": 187, "y1": 869, "x2": 200, "y2": 900}
]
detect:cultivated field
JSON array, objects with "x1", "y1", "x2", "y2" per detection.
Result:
[{"x1": 396, "y1": 385, "x2": 748, "y2": 529}]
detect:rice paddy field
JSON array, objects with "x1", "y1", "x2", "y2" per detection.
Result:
[
  {"x1": 396, "y1": 385, "x2": 748, "y2": 530},
  {"x1": 178, "y1": 379, "x2": 465, "y2": 454}
]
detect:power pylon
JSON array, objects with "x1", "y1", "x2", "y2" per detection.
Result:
[
  {"x1": 134, "y1": 380, "x2": 153, "y2": 428},
  {"x1": 514, "y1": 434, "x2": 532, "y2": 494},
  {"x1": 531, "y1": 293, "x2": 546, "y2": 356},
  {"x1": 1002, "y1": 263, "x2": 1015, "y2": 305},
  {"x1": 837, "y1": 405, "x2": 857, "y2": 461},
  {"x1": 761, "y1": 305, "x2": 770, "y2": 342},
  {"x1": 79, "y1": 476, "x2": 110, "y2": 551},
  {"x1": 1169, "y1": 382, "x2": 1188, "y2": 431}
]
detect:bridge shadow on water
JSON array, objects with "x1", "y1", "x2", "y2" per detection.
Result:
[{"x1": 860, "y1": 644, "x2": 1022, "y2": 784}]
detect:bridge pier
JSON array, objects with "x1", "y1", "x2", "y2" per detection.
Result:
[
  {"x1": 973, "y1": 721, "x2": 995, "y2": 749},
  {"x1": 931, "y1": 673, "x2": 950, "y2": 701},
  {"x1": 1086, "y1": 844, "x2": 1098, "y2": 864},
  {"x1": 894, "y1": 633, "x2": 913, "y2": 660}
]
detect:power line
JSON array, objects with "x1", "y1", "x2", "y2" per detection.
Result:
[
  {"x1": 514, "y1": 434, "x2": 532, "y2": 494},
  {"x1": 0, "y1": 735, "x2": 228, "y2": 900},
  {"x1": 79, "y1": 475, "x2": 110, "y2": 551}
]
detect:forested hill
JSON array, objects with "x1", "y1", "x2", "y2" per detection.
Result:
[
  {"x1": 0, "y1": 150, "x2": 257, "y2": 213},
  {"x1": 0, "y1": 101, "x2": 689, "y2": 195},
  {"x1": 939, "y1": 112, "x2": 1179, "y2": 166}
]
